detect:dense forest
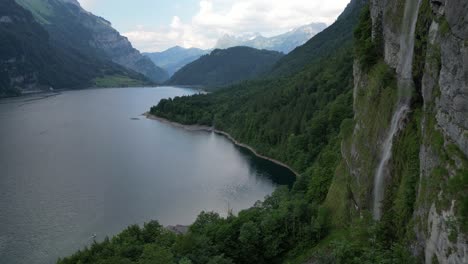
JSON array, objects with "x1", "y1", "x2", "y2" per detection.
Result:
[
  {"x1": 166, "y1": 47, "x2": 283, "y2": 89},
  {"x1": 269, "y1": 0, "x2": 364, "y2": 77},
  {"x1": 58, "y1": 0, "x2": 468, "y2": 262},
  {"x1": 59, "y1": 2, "x2": 417, "y2": 263}
]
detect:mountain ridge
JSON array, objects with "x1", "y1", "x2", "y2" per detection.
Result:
[
  {"x1": 0, "y1": 0, "x2": 148, "y2": 96},
  {"x1": 166, "y1": 46, "x2": 284, "y2": 88},
  {"x1": 15, "y1": 0, "x2": 169, "y2": 83},
  {"x1": 215, "y1": 23, "x2": 327, "y2": 54},
  {"x1": 144, "y1": 46, "x2": 209, "y2": 77}
]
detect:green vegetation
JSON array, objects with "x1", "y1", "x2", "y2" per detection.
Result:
[
  {"x1": 154, "y1": 44, "x2": 354, "y2": 175},
  {"x1": 413, "y1": 0, "x2": 433, "y2": 97},
  {"x1": 439, "y1": 17, "x2": 451, "y2": 36},
  {"x1": 93, "y1": 75, "x2": 150, "y2": 88},
  {"x1": 15, "y1": 0, "x2": 52, "y2": 24},
  {"x1": 269, "y1": 0, "x2": 366, "y2": 76},
  {"x1": 167, "y1": 47, "x2": 284, "y2": 89},
  {"x1": 0, "y1": 0, "x2": 147, "y2": 95},
  {"x1": 58, "y1": 1, "x2": 467, "y2": 263},
  {"x1": 380, "y1": 110, "x2": 422, "y2": 242},
  {"x1": 354, "y1": 5, "x2": 382, "y2": 71},
  {"x1": 60, "y1": 2, "x2": 369, "y2": 263},
  {"x1": 60, "y1": 3, "x2": 416, "y2": 263}
]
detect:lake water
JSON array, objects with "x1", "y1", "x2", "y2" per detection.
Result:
[{"x1": 0, "y1": 87, "x2": 295, "y2": 264}]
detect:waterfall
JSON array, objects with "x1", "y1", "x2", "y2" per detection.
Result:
[{"x1": 372, "y1": 0, "x2": 422, "y2": 220}]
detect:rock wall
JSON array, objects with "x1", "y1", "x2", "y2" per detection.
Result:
[{"x1": 342, "y1": 0, "x2": 467, "y2": 262}]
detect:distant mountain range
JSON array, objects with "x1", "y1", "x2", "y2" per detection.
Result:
[
  {"x1": 166, "y1": 47, "x2": 283, "y2": 88},
  {"x1": 144, "y1": 46, "x2": 209, "y2": 77},
  {"x1": 145, "y1": 23, "x2": 326, "y2": 78},
  {"x1": 214, "y1": 23, "x2": 327, "y2": 54}
]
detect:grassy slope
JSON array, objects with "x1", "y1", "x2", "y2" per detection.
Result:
[{"x1": 93, "y1": 75, "x2": 150, "y2": 88}]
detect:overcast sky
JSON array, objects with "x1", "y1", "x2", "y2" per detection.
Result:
[{"x1": 78, "y1": 0, "x2": 351, "y2": 52}]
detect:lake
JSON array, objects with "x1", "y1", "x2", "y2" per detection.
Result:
[{"x1": 0, "y1": 87, "x2": 295, "y2": 264}]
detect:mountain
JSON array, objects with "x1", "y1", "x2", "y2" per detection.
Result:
[
  {"x1": 144, "y1": 46, "x2": 209, "y2": 77},
  {"x1": 0, "y1": 0, "x2": 146, "y2": 97},
  {"x1": 166, "y1": 47, "x2": 283, "y2": 88},
  {"x1": 269, "y1": 0, "x2": 366, "y2": 77},
  {"x1": 15, "y1": 0, "x2": 169, "y2": 83},
  {"x1": 214, "y1": 23, "x2": 326, "y2": 53}
]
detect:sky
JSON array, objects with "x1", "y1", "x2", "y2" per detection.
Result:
[{"x1": 78, "y1": 0, "x2": 351, "y2": 52}]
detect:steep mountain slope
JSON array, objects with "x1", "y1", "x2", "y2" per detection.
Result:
[
  {"x1": 15, "y1": 0, "x2": 169, "y2": 83},
  {"x1": 214, "y1": 23, "x2": 327, "y2": 53},
  {"x1": 167, "y1": 47, "x2": 283, "y2": 88},
  {"x1": 269, "y1": 0, "x2": 366, "y2": 77},
  {"x1": 0, "y1": 0, "x2": 145, "y2": 97},
  {"x1": 325, "y1": 0, "x2": 467, "y2": 263},
  {"x1": 144, "y1": 46, "x2": 209, "y2": 76}
]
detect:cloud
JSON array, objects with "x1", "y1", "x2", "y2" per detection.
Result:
[
  {"x1": 78, "y1": 0, "x2": 95, "y2": 9},
  {"x1": 124, "y1": 0, "x2": 350, "y2": 52}
]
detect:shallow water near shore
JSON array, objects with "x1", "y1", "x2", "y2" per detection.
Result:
[{"x1": 0, "y1": 87, "x2": 295, "y2": 264}]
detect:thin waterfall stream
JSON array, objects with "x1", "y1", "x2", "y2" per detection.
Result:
[{"x1": 372, "y1": 0, "x2": 422, "y2": 220}]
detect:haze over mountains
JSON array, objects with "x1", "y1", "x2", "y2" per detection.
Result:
[
  {"x1": 144, "y1": 46, "x2": 209, "y2": 77},
  {"x1": 144, "y1": 23, "x2": 326, "y2": 78},
  {"x1": 214, "y1": 23, "x2": 327, "y2": 53}
]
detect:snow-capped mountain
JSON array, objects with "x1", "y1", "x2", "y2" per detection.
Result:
[{"x1": 214, "y1": 23, "x2": 327, "y2": 53}]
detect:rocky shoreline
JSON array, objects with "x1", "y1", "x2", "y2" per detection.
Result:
[{"x1": 144, "y1": 112, "x2": 300, "y2": 177}]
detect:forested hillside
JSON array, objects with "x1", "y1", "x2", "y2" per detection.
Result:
[
  {"x1": 58, "y1": 1, "x2": 375, "y2": 263},
  {"x1": 167, "y1": 47, "x2": 283, "y2": 88},
  {"x1": 0, "y1": 0, "x2": 146, "y2": 97},
  {"x1": 268, "y1": 0, "x2": 365, "y2": 77},
  {"x1": 58, "y1": 0, "x2": 467, "y2": 263}
]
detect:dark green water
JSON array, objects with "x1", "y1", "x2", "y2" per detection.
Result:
[{"x1": 0, "y1": 87, "x2": 295, "y2": 264}]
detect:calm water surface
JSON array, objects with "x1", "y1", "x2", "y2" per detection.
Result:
[{"x1": 0, "y1": 87, "x2": 295, "y2": 264}]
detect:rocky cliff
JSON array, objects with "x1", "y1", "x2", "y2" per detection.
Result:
[
  {"x1": 78, "y1": 8, "x2": 170, "y2": 83},
  {"x1": 327, "y1": 0, "x2": 467, "y2": 263}
]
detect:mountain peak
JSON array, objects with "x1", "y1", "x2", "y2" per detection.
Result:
[{"x1": 214, "y1": 23, "x2": 325, "y2": 53}]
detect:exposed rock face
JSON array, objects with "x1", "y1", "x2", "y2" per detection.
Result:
[
  {"x1": 82, "y1": 15, "x2": 169, "y2": 83},
  {"x1": 345, "y1": 0, "x2": 467, "y2": 262},
  {"x1": 370, "y1": 0, "x2": 402, "y2": 68},
  {"x1": 445, "y1": 0, "x2": 468, "y2": 39},
  {"x1": 417, "y1": 1, "x2": 467, "y2": 263},
  {"x1": 59, "y1": 0, "x2": 169, "y2": 83},
  {"x1": 437, "y1": 30, "x2": 468, "y2": 156}
]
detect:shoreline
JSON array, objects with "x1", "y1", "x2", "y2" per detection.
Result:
[{"x1": 144, "y1": 112, "x2": 300, "y2": 177}]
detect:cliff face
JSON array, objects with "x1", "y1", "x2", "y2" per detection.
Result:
[
  {"x1": 328, "y1": 0, "x2": 467, "y2": 263},
  {"x1": 76, "y1": 6, "x2": 170, "y2": 83}
]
